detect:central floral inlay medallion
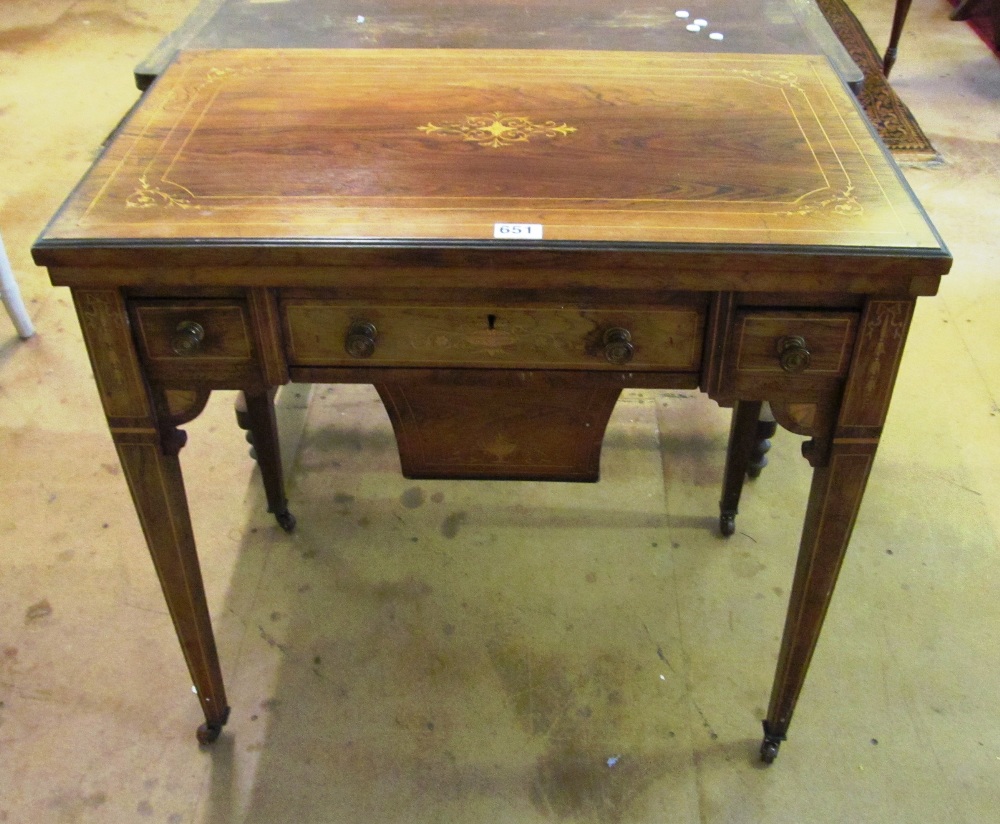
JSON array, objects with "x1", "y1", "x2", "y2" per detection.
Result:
[{"x1": 418, "y1": 112, "x2": 577, "y2": 148}]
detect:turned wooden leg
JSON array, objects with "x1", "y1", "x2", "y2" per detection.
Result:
[
  {"x1": 73, "y1": 289, "x2": 230, "y2": 744},
  {"x1": 234, "y1": 390, "x2": 255, "y2": 457},
  {"x1": 761, "y1": 440, "x2": 876, "y2": 762},
  {"x1": 719, "y1": 400, "x2": 763, "y2": 536},
  {"x1": 747, "y1": 402, "x2": 777, "y2": 479},
  {"x1": 241, "y1": 387, "x2": 295, "y2": 532},
  {"x1": 115, "y1": 429, "x2": 231, "y2": 743}
]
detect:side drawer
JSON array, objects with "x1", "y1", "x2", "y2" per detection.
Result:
[
  {"x1": 725, "y1": 309, "x2": 859, "y2": 395},
  {"x1": 282, "y1": 302, "x2": 706, "y2": 371},
  {"x1": 129, "y1": 299, "x2": 259, "y2": 384}
]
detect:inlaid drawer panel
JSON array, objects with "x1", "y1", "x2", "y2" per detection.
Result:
[
  {"x1": 130, "y1": 300, "x2": 258, "y2": 383},
  {"x1": 732, "y1": 311, "x2": 857, "y2": 376},
  {"x1": 283, "y1": 302, "x2": 706, "y2": 371}
]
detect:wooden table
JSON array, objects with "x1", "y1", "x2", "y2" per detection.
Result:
[
  {"x1": 133, "y1": 0, "x2": 864, "y2": 90},
  {"x1": 33, "y1": 48, "x2": 950, "y2": 762}
]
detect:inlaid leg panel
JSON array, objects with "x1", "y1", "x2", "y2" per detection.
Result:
[
  {"x1": 73, "y1": 288, "x2": 229, "y2": 743},
  {"x1": 115, "y1": 430, "x2": 231, "y2": 742},
  {"x1": 761, "y1": 441, "x2": 876, "y2": 762}
]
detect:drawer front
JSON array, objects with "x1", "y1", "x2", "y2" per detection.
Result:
[
  {"x1": 130, "y1": 300, "x2": 257, "y2": 383},
  {"x1": 727, "y1": 310, "x2": 858, "y2": 392},
  {"x1": 283, "y1": 302, "x2": 705, "y2": 371}
]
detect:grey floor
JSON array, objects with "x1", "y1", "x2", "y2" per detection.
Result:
[{"x1": 1, "y1": 1, "x2": 999, "y2": 822}]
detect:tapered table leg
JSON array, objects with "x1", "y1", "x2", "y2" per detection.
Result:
[
  {"x1": 73, "y1": 288, "x2": 230, "y2": 743},
  {"x1": 759, "y1": 298, "x2": 915, "y2": 762},
  {"x1": 761, "y1": 441, "x2": 877, "y2": 762},
  {"x1": 241, "y1": 387, "x2": 295, "y2": 532},
  {"x1": 883, "y1": 0, "x2": 913, "y2": 77},
  {"x1": 719, "y1": 400, "x2": 763, "y2": 536},
  {"x1": 115, "y1": 430, "x2": 231, "y2": 743}
]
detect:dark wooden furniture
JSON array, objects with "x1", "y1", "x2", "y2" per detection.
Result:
[
  {"x1": 33, "y1": 48, "x2": 950, "y2": 762},
  {"x1": 134, "y1": 0, "x2": 864, "y2": 90},
  {"x1": 884, "y1": 0, "x2": 913, "y2": 76},
  {"x1": 951, "y1": 0, "x2": 1000, "y2": 49},
  {"x1": 884, "y1": 0, "x2": 1000, "y2": 76},
  {"x1": 134, "y1": 0, "x2": 867, "y2": 494}
]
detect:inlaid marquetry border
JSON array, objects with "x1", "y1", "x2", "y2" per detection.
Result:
[
  {"x1": 115, "y1": 59, "x2": 849, "y2": 214},
  {"x1": 73, "y1": 289, "x2": 151, "y2": 420},
  {"x1": 77, "y1": 51, "x2": 901, "y2": 232},
  {"x1": 837, "y1": 299, "x2": 914, "y2": 431}
]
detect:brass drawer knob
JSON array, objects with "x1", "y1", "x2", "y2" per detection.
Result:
[
  {"x1": 171, "y1": 320, "x2": 205, "y2": 356},
  {"x1": 345, "y1": 321, "x2": 378, "y2": 358},
  {"x1": 777, "y1": 335, "x2": 811, "y2": 373},
  {"x1": 603, "y1": 327, "x2": 634, "y2": 364}
]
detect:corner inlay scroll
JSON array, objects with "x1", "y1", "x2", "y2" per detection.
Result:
[
  {"x1": 418, "y1": 112, "x2": 577, "y2": 148},
  {"x1": 780, "y1": 185, "x2": 863, "y2": 217},
  {"x1": 732, "y1": 69, "x2": 804, "y2": 91},
  {"x1": 126, "y1": 176, "x2": 194, "y2": 209}
]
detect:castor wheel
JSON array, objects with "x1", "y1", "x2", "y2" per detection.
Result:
[
  {"x1": 720, "y1": 512, "x2": 736, "y2": 537},
  {"x1": 196, "y1": 706, "x2": 230, "y2": 745},
  {"x1": 197, "y1": 722, "x2": 224, "y2": 745},
  {"x1": 759, "y1": 737, "x2": 781, "y2": 764},
  {"x1": 275, "y1": 509, "x2": 297, "y2": 533},
  {"x1": 759, "y1": 722, "x2": 785, "y2": 764}
]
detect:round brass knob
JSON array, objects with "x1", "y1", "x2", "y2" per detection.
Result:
[
  {"x1": 603, "y1": 327, "x2": 634, "y2": 365},
  {"x1": 171, "y1": 320, "x2": 205, "y2": 356},
  {"x1": 777, "y1": 335, "x2": 811, "y2": 373},
  {"x1": 345, "y1": 322, "x2": 378, "y2": 359}
]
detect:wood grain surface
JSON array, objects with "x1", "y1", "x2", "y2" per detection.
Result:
[
  {"x1": 282, "y1": 301, "x2": 704, "y2": 370},
  {"x1": 36, "y1": 49, "x2": 947, "y2": 262},
  {"x1": 132, "y1": 0, "x2": 863, "y2": 89}
]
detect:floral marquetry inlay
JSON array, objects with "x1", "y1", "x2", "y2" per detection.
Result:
[
  {"x1": 418, "y1": 112, "x2": 577, "y2": 148},
  {"x1": 126, "y1": 176, "x2": 194, "y2": 209},
  {"x1": 780, "y1": 185, "x2": 863, "y2": 218}
]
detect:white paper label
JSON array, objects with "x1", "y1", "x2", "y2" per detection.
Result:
[{"x1": 493, "y1": 223, "x2": 543, "y2": 239}]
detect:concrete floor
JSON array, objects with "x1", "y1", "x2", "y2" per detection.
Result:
[{"x1": 1, "y1": 1, "x2": 999, "y2": 821}]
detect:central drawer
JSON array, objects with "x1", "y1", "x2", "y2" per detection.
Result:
[{"x1": 282, "y1": 301, "x2": 706, "y2": 371}]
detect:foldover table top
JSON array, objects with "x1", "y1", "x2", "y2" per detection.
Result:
[{"x1": 37, "y1": 49, "x2": 946, "y2": 281}]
